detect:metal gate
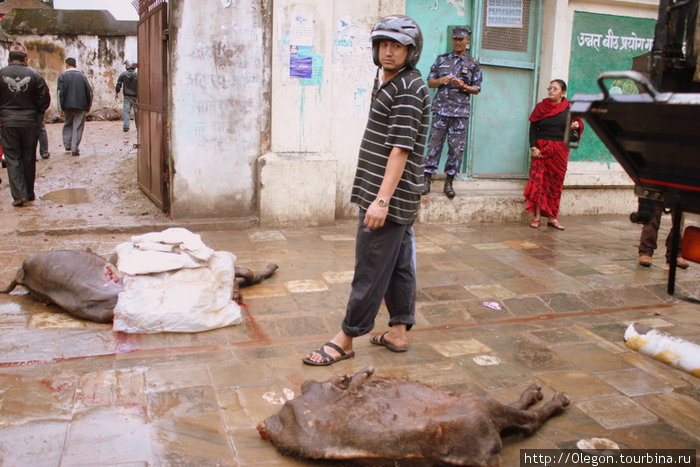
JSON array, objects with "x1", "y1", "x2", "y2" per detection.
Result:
[{"x1": 136, "y1": 2, "x2": 169, "y2": 212}]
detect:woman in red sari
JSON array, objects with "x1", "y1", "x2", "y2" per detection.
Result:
[{"x1": 523, "y1": 79, "x2": 583, "y2": 230}]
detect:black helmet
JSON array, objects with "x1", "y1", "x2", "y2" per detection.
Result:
[{"x1": 370, "y1": 15, "x2": 423, "y2": 69}]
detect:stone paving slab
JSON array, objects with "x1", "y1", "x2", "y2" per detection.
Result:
[{"x1": 0, "y1": 213, "x2": 699, "y2": 464}]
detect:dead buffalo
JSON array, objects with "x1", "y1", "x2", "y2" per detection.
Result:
[
  {"x1": 1, "y1": 250, "x2": 279, "y2": 321},
  {"x1": 258, "y1": 367, "x2": 569, "y2": 466},
  {"x1": 1, "y1": 250, "x2": 122, "y2": 323}
]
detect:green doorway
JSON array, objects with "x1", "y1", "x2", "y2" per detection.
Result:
[{"x1": 407, "y1": 0, "x2": 542, "y2": 179}]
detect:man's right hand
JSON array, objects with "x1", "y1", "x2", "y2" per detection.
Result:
[{"x1": 364, "y1": 201, "x2": 389, "y2": 230}]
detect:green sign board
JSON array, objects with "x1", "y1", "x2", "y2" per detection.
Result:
[{"x1": 568, "y1": 11, "x2": 656, "y2": 162}]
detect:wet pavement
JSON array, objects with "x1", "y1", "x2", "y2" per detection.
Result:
[{"x1": 0, "y1": 122, "x2": 699, "y2": 465}]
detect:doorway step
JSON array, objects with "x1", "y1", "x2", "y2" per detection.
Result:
[{"x1": 417, "y1": 179, "x2": 636, "y2": 225}]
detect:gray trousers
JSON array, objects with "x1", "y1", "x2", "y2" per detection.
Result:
[
  {"x1": 341, "y1": 211, "x2": 417, "y2": 337},
  {"x1": 62, "y1": 109, "x2": 86, "y2": 152},
  {"x1": 122, "y1": 95, "x2": 137, "y2": 130},
  {"x1": 2, "y1": 125, "x2": 39, "y2": 202},
  {"x1": 38, "y1": 120, "x2": 48, "y2": 156}
]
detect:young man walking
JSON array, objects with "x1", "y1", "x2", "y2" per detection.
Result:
[
  {"x1": 115, "y1": 60, "x2": 138, "y2": 132},
  {"x1": 57, "y1": 57, "x2": 92, "y2": 156},
  {"x1": 303, "y1": 15, "x2": 431, "y2": 366}
]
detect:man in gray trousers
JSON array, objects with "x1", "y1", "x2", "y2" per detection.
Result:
[{"x1": 57, "y1": 57, "x2": 92, "y2": 156}]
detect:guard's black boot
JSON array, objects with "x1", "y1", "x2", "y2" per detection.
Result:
[
  {"x1": 444, "y1": 175, "x2": 455, "y2": 198},
  {"x1": 422, "y1": 173, "x2": 431, "y2": 195}
]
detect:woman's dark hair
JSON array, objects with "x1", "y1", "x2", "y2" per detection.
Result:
[{"x1": 551, "y1": 79, "x2": 567, "y2": 92}]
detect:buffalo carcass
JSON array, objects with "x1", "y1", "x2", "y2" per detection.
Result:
[
  {"x1": 258, "y1": 367, "x2": 570, "y2": 466},
  {"x1": 0, "y1": 250, "x2": 122, "y2": 323},
  {"x1": 1, "y1": 250, "x2": 279, "y2": 322}
]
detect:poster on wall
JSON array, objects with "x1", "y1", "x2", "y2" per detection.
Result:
[
  {"x1": 568, "y1": 11, "x2": 656, "y2": 162},
  {"x1": 291, "y1": 12, "x2": 313, "y2": 46},
  {"x1": 290, "y1": 45, "x2": 313, "y2": 79},
  {"x1": 290, "y1": 12, "x2": 314, "y2": 79},
  {"x1": 486, "y1": 0, "x2": 523, "y2": 28}
]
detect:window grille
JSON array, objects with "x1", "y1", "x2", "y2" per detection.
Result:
[{"x1": 482, "y1": 0, "x2": 537, "y2": 52}]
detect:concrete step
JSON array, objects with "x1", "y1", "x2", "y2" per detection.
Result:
[{"x1": 417, "y1": 179, "x2": 637, "y2": 224}]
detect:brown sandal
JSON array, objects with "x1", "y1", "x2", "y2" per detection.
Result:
[
  {"x1": 302, "y1": 342, "x2": 355, "y2": 366},
  {"x1": 547, "y1": 219, "x2": 565, "y2": 230},
  {"x1": 370, "y1": 332, "x2": 408, "y2": 352}
]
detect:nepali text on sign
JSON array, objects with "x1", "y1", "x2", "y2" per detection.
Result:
[{"x1": 577, "y1": 29, "x2": 653, "y2": 52}]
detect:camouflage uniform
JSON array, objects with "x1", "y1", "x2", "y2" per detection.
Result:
[{"x1": 424, "y1": 52, "x2": 482, "y2": 176}]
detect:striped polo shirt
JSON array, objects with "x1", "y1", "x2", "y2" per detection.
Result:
[{"x1": 350, "y1": 67, "x2": 431, "y2": 225}]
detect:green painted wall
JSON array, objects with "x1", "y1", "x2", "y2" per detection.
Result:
[
  {"x1": 406, "y1": 1, "x2": 474, "y2": 83},
  {"x1": 568, "y1": 11, "x2": 656, "y2": 162},
  {"x1": 406, "y1": 1, "x2": 475, "y2": 174}
]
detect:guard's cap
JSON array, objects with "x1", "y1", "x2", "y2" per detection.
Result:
[
  {"x1": 9, "y1": 41, "x2": 27, "y2": 55},
  {"x1": 452, "y1": 26, "x2": 471, "y2": 39}
]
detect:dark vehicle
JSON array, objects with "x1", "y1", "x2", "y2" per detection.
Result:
[{"x1": 569, "y1": 0, "x2": 700, "y2": 294}]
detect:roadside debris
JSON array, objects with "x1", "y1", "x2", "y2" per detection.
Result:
[{"x1": 624, "y1": 322, "x2": 700, "y2": 377}]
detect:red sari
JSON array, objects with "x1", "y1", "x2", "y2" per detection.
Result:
[{"x1": 523, "y1": 97, "x2": 583, "y2": 219}]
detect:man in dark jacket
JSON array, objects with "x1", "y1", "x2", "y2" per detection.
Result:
[
  {"x1": 0, "y1": 42, "x2": 51, "y2": 207},
  {"x1": 57, "y1": 57, "x2": 92, "y2": 156},
  {"x1": 115, "y1": 60, "x2": 137, "y2": 132}
]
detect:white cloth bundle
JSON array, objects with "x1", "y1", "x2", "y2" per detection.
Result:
[{"x1": 113, "y1": 228, "x2": 242, "y2": 333}]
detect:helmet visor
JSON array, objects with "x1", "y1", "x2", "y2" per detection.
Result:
[{"x1": 370, "y1": 30, "x2": 415, "y2": 47}]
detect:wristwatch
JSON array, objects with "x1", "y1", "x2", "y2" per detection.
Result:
[{"x1": 375, "y1": 197, "x2": 389, "y2": 207}]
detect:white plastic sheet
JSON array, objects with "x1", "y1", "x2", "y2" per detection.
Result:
[
  {"x1": 116, "y1": 227, "x2": 214, "y2": 275},
  {"x1": 112, "y1": 228, "x2": 242, "y2": 333}
]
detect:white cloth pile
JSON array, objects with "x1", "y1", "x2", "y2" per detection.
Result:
[{"x1": 113, "y1": 227, "x2": 242, "y2": 333}]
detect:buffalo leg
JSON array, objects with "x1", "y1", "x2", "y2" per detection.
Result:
[
  {"x1": 235, "y1": 266, "x2": 255, "y2": 285},
  {"x1": 509, "y1": 383, "x2": 543, "y2": 409},
  {"x1": 495, "y1": 391, "x2": 570, "y2": 435},
  {"x1": 235, "y1": 263, "x2": 278, "y2": 287}
]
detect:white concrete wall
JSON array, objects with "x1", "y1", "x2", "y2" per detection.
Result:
[
  {"x1": 166, "y1": 0, "x2": 651, "y2": 224},
  {"x1": 1, "y1": 35, "x2": 137, "y2": 114},
  {"x1": 539, "y1": 0, "x2": 658, "y2": 188},
  {"x1": 168, "y1": 0, "x2": 269, "y2": 218},
  {"x1": 262, "y1": 0, "x2": 404, "y2": 225}
]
